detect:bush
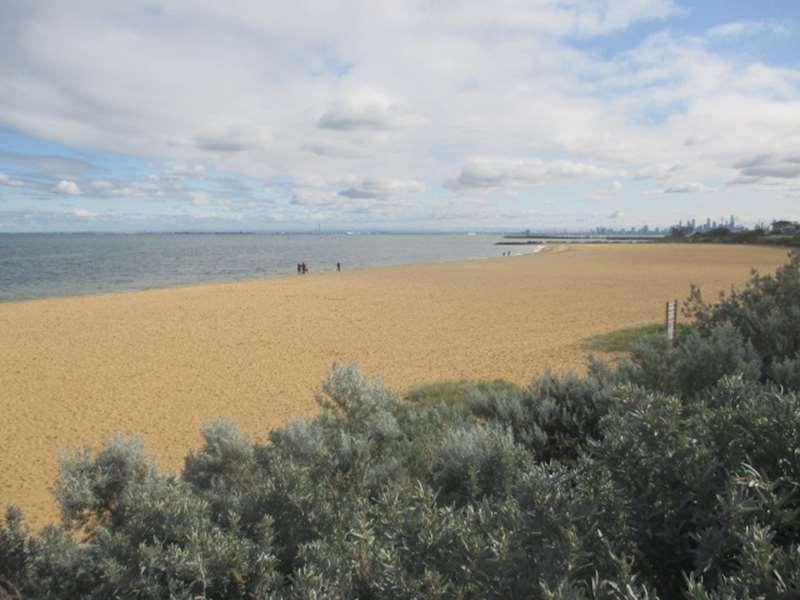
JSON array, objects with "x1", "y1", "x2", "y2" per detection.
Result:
[
  {"x1": 768, "y1": 353, "x2": 800, "y2": 391},
  {"x1": 466, "y1": 359, "x2": 617, "y2": 462},
  {"x1": 617, "y1": 323, "x2": 761, "y2": 398},
  {"x1": 685, "y1": 252, "x2": 800, "y2": 378}
]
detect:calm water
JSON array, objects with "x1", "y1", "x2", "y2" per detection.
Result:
[{"x1": 0, "y1": 233, "x2": 534, "y2": 302}]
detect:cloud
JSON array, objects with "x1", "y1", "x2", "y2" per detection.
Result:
[
  {"x1": 338, "y1": 178, "x2": 424, "y2": 199},
  {"x1": 446, "y1": 159, "x2": 620, "y2": 191},
  {"x1": 589, "y1": 179, "x2": 623, "y2": 199},
  {"x1": 0, "y1": 172, "x2": 24, "y2": 187},
  {"x1": 318, "y1": 89, "x2": 415, "y2": 131},
  {"x1": 662, "y1": 182, "x2": 715, "y2": 194},
  {"x1": 109, "y1": 186, "x2": 141, "y2": 197},
  {"x1": 728, "y1": 155, "x2": 800, "y2": 189},
  {"x1": 189, "y1": 191, "x2": 211, "y2": 205},
  {"x1": 0, "y1": 151, "x2": 94, "y2": 179},
  {"x1": 90, "y1": 180, "x2": 114, "y2": 190},
  {"x1": 0, "y1": 1, "x2": 798, "y2": 230},
  {"x1": 300, "y1": 141, "x2": 367, "y2": 159},
  {"x1": 194, "y1": 125, "x2": 271, "y2": 152},
  {"x1": 72, "y1": 207, "x2": 95, "y2": 218},
  {"x1": 733, "y1": 154, "x2": 800, "y2": 180},
  {"x1": 633, "y1": 164, "x2": 686, "y2": 181},
  {"x1": 55, "y1": 180, "x2": 81, "y2": 195},
  {"x1": 707, "y1": 20, "x2": 789, "y2": 38},
  {"x1": 169, "y1": 164, "x2": 206, "y2": 178},
  {"x1": 291, "y1": 189, "x2": 337, "y2": 207}
]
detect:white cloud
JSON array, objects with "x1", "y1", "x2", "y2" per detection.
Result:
[
  {"x1": 0, "y1": 1, "x2": 798, "y2": 228},
  {"x1": 189, "y1": 191, "x2": 211, "y2": 205},
  {"x1": 446, "y1": 159, "x2": 621, "y2": 191},
  {"x1": 168, "y1": 164, "x2": 206, "y2": 178},
  {"x1": 0, "y1": 172, "x2": 24, "y2": 187},
  {"x1": 109, "y1": 186, "x2": 140, "y2": 197},
  {"x1": 318, "y1": 89, "x2": 414, "y2": 131},
  {"x1": 707, "y1": 20, "x2": 789, "y2": 38},
  {"x1": 732, "y1": 154, "x2": 800, "y2": 180},
  {"x1": 338, "y1": 178, "x2": 424, "y2": 199},
  {"x1": 300, "y1": 141, "x2": 367, "y2": 159},
  {"x1": 634, "y1": 164, "x2": 685, "y2": 181},
  {"x1": 72, "y1": 207, "x2": 95, "y2": 218},
  {"x1": 90, "y1": 180, "x2": 114, "y2": 190},
  {"x1": 194, "y1": 124, "x2": 271, "y2": 152},
  {"x1": 55, "y1": 180, "x2": 81, "y2": 195},
  {"x1": 662, "y1": 182, "x2": 715, "y2": 194}
]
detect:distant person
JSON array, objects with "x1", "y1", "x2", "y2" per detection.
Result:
[
  {"x1": 302, "y1": 262, "x2": 308, "y2": 274},
  {"x1": 297, "y1": 262, "x2": 302, "y2": 274},
  {"x1": 336, "y1": 261, "x2": 341, "y2": 272}
]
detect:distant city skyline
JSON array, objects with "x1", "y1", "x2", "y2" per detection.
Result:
[{"x1": 1, "y1": 1, "x2": 799, "y2": 232}]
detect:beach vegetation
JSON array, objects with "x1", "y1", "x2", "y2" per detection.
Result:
[
  {"x1": 584, "y1": 322, "x2": 689, "y2": 353},
  {"x1": 406, "y1": 378, "x2": 521, "y2": 408},
  {"x1": 2, "y1": 254, "x2": 800, "y2": 598},
  {"x1": 669, "y1": 223, "x2": 800, "y2": 247}
]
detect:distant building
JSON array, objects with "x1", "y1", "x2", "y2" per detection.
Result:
[{"x1": 771, "y1": 220, "x2": 800, "y2": 235}]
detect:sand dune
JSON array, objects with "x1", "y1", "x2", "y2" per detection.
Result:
[{"x1": 0, "y1": 243, "x2": 788, "y2": 527}]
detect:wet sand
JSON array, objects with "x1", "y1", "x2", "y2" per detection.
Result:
[{"x1": 0, "y1": 243, "x2": 788, "y2": 527}]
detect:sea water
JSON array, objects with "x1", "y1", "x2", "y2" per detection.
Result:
[{"x1": 0, "y1": 233, "x2": 539, "y2": 302}]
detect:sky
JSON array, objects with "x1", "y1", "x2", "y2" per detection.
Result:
[{"x1": 0, "y1": 1, "x2": 799, "y2": 232}]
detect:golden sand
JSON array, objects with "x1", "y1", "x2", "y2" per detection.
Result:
[{"x1": 0, "y1": 243, "x2": 788, "y2": 527}]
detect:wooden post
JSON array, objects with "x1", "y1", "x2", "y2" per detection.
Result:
[{"x1": 665, "y1": 299, "x2": 677, "y2": 341}]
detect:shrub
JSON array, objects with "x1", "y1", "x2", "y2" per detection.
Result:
[
  {"x1": 685, "y1": 252, "x2": 800, "y2": 378},
  {"x1": 768, "y1": 353, "x2": 800, "y2": 391},
  {"x1": 430, "y1": 425, "x2": 526, "y2": 505},
  {"x1": 184, "y1": 418, "x2": 255, "y2": 490},
  {"x1": 52, "y1": 433, "x2": 154, "y2": 530},
  {"x1": 616, "y1": 323, "x2": 761, "y2": 398},
  {"x1": 466, "y1": 359, "x2": 617, "y2": 461}
]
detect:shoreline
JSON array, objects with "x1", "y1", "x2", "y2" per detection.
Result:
[
  {"x1": 0, "y1": 243, "x2": 787, "y2": 528},
  {"x1": 0, "y1": 244, "x2": 547, "y2": 306}
]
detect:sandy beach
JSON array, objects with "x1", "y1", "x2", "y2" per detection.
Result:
[{"x1": 0, "y1": 243, "x2": 788, "y2": 527}]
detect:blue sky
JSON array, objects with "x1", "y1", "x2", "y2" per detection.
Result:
[{"x1": 1, "y1": 1, "x2": 799, "y2": 232}]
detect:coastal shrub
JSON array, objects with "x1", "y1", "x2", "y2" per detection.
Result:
[
  {"x1": 0, "y1": 507, "x2": 26, "y2": 586},
  {"x1": 183, "y1": 419, "x2": 255, "y2": 490},
  {"x1": 684, "y1": 252, "x2": 800, "y2": 377},
  {"x1": 768, "y1": 353, "x2": 800, "y2": 391},
  {"x1": 595, "y1": 376, "x2": 800, "y2": 596},
  {"x1": 52, "y1": 433, "x2": 154, "y2": 529},
  {"x1": 616, "y1": 323, "x2": 761, "y2": 398},
  {"x1": 430, "y1": 424, "x2": 526, "y2": 505},
  {"x1": 465, "y1": 359, "x2": 617, "y2": 462}
]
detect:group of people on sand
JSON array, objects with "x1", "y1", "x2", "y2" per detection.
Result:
[
  {"x1": 297, "y1": 261, "x2": 342, "y2": 274},
  {"x1": 502, "y1": 251, "x2": 513, "y2": 257}
]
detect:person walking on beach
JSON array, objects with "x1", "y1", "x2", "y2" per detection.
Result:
[
  {"x1": 302, "y1": 262, "x2": 308, "y2": 274},
  {"x1": 336, "y1": 261, "x2": 341, "y2": 272},
  {"x1": 297, "y1": 262, "x2": 302, "y2": 274}
]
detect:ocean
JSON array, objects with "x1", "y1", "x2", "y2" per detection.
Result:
[{"x1": 0, "y1": 233, "x2": 537, "y2": 302}]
